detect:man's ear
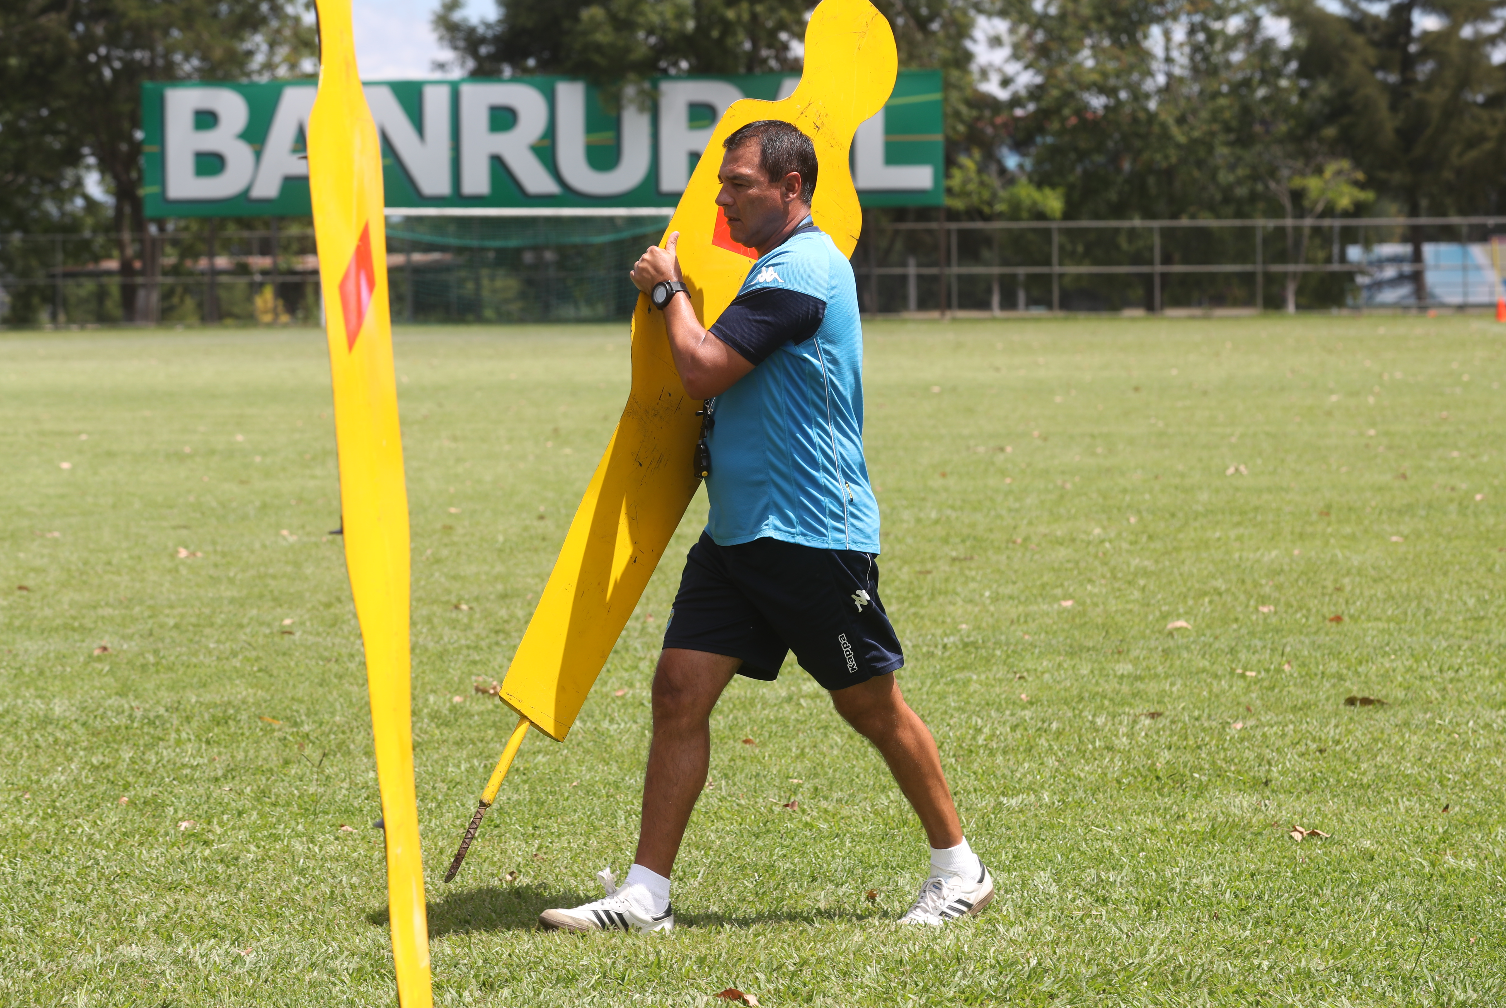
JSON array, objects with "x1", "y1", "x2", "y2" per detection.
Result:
[{"x1": 783, "y1": 171, "x2": 802, "y2": 200}]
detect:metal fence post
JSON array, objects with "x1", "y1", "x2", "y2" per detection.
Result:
[
  {"x1": 405, "y1": 237, "x2": 415, "y2": 323},
  {"x1": 906, "y1": 255, "x2": 918, "y2": 312},
  {"x1": 949, "y1": 224, "x2": 959, "y2": 313},
  {"x1": 54, "y1": 236, "x2": 63, "y2": 324},
  {"x1": 1153, "y1": 225, "x2": 1162, "y2": 314},
  {"x1": 270, "y1": 217, "x2": 280, "y2": 322},
  {"x1": 207, "y1": 220, "x2": 219, "y2": 323},
  {"x1": 937, "y1": 208, "x2": 947, "y2": 317},
  {"x1": 1255, "y1": 224, "x2": 1263, "y2": 311},
  {"x1": 1051, "y1": 225, "x2": 1060, "y2": 312}
]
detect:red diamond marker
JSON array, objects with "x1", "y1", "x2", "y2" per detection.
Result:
[
  {"x1": 339, "y1": 222, "x2": 375, "y2": 351},
  {"x1": 711, "y1": 206, "x2": 758, "y2": 259}
]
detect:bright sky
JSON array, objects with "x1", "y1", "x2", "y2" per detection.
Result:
[{"x1": 351, "y1": 0, "x2": 491, "y2": 79}]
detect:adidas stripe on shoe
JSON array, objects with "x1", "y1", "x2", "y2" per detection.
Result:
[
  {"x1": 538, "y1": 868, "x2": 675, "y2": 933},
  {"x1": 899, "y1": 863, "x2": 994, "y2": 926}
]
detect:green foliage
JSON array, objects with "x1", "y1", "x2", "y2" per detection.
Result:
[
  {"x1": 432, "y1": 0, "x2": 811, "y2": 82},
  {"x1": 3, "y1": 319, "x2": 1506, "y2": 1004},
  {"x1": 1288, "y1": 0, "x2": 1506, "y2": 218},
  {"x1": 945, "y1": 154, "x2": 1064, "y2": 220},
  {"x1": 0, "y1": 0, "x2": 314, "y2": 320}
]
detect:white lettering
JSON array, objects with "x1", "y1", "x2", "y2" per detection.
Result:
[
  {"x1": 366, "y1": 84, "x2": 452, "y2": 198},
  {"x1": 656, "y1": 80, "x2": 743, "y2": 194},
  {"x1": 163, "y1": 88, "x2": 256, "y2": 201},
  {"x1": 553, "y1": 82, "x2": 651, "y2": 198},
  {"x1": 458, "y1": 83, "x2": 560, "y2": 198},
  {"x1": 854, "y1": 108, "x2": 933, "y2": 191},
  {"x1": 248, "y1": 86, "x2": 317, "y2": 200}
]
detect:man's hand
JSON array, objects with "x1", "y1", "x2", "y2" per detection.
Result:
[{"x1": 630, "y1": 231, "x2": 684, "y2": 294}]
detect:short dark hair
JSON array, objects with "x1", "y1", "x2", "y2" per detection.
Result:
[{"x1": 722, "y1": 120, "x2": 817, "y2": 204}]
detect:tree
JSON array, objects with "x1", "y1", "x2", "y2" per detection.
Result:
[
  {"x1": 1000, "y1": 0, "x2": 1295, "y2": 221},
  {"x1": 1266, "y1": 158, "x2": 1374, "y2": 311},
  {"x1": 432, "y1": 0, "x2": 811, "y2": 82},
  {"x1": 1287, "y1": 0, "x2": 1506, "y2": 302},
  {"x1": 7, "y1": 0, "x2": 314, "y2": 321}
]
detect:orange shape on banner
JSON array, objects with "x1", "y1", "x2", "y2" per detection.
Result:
[
  {"x1": 340, "y1": 222, "x2": 375, "y2": 350},
  {"x1": 712, "y1": 207, "x2": 759, "y2": 260}
]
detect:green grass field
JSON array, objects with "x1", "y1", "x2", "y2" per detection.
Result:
[{"x1": 2, "y1": 316, "x2": 1503, "y2": 1006}]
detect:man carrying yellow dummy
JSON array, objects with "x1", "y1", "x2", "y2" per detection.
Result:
[{"x1": 538, "y1": 121, "x2": 993, "y2": 933}]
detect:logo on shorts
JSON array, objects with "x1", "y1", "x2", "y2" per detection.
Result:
[
  {"x1": 850, "y1": 589, "x2": 870, "y2": 612},
  {"x1": 838, "y1": 633, "x2": 859, "y2": 673},
  {"x1": 755, "y1": 266, "x2": 781, "y2": 284}
]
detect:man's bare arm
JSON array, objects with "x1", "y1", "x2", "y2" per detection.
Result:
[{"x1": 630, "y1": 232, "x2": 754, "y2": 399}]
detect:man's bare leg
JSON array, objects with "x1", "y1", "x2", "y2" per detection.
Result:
[
  {"x1": 829, "y1": 672, "x2": 963, "y2": 849},
  {"x1": 630, "y1": 648, "x2": 740, "y2": 877}
]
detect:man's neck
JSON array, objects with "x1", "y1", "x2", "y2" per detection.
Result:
[{"x1": 755, "y1": 207, "x2": 813, "y2": 257}]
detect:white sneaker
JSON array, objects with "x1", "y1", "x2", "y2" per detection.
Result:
[
  {"x1": 538, "y1": 868, "x2": 675, "y2": 933},
  {"x1": 899, "y1": 863, "x2": 994, "y2": 925}
]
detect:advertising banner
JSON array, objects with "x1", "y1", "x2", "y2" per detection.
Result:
[{"x1": 141, "y1": 71, "x2": 942, "y2": 218}]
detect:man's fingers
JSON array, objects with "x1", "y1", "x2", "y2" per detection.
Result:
[{"x1": 665, "y1": 231, "x2": 680, "y2": 256}]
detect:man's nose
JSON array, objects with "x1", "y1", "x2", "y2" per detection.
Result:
[{"x1": 714, "y1": 185, "x2": 733, "y2": 206}]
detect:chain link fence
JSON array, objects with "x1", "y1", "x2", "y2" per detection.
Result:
[{"x1": 4, "y1": 215, "x2": 1503, "y2": 328}]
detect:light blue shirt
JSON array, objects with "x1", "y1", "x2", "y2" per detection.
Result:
[{"x1": 704, "y1": 226, "x2": 880, "y2": 553}]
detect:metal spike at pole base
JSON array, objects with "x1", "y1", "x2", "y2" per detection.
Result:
[
  {"x1": 443, "y1": 801, "x2": 490, "y2": 883},
  {"x1": 441, "y1": 713, "x2": 531, "y2": 883}
]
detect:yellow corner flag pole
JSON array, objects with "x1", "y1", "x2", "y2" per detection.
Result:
[{"x1": 308, "y1": 0, "x2": 432, "y2": 1004}]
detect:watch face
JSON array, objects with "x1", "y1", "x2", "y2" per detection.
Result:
[{"x1": 652, "y1": 282, "x2": 670, "y2": 309}]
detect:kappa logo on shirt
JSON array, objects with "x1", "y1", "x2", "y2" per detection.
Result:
[{"x1": 754, "y1": 266, "x2": 781, "y2": 284}]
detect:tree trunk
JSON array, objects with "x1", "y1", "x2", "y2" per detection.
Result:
[
  {"x1": 1408, "y1": 196, "x2": 1426, "y2": 306},
  {"x1": 1284, "y1": 216, "x2": 1298, "y2": 314},
  {"x1": 114, "y1": 195, "x2": 137, "y2": 323}
]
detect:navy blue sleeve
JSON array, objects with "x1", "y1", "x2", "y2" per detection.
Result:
[{"x1": 710, "y1": 288, "x2": 827, "y2": 366}]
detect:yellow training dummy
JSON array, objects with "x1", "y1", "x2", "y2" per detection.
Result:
[
  {"x1": 445, "y1": 0, "x2": 898, "y2": 878},
  {"x1": 307, "y1": 0, "x2": 432, "y2": 1003}
]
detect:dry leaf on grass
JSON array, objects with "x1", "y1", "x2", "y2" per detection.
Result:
[
  {"x1": 339, "y1": 825, "x2": 355, "y2": 832},
  {"x1": 1258, "y1": 605, "x2": 1274, "y2": 613},
  {"x1": 1344, "y1": 695, "x2": 1386, "y2": 707},
  {"x1": 259, "y1": 716, "x2": 282, "y2": 725},
  {"x1": 1142, "y1": 711, "x2": 1163, "y2": 719},
  {"x1": 783, "y1": 800, "x2": 799, "y2": 811},
  {"x1": 93, "y1": 645, "x2": 111, "y2": 655},
  {"x1": 178, "y1": 820, "x2": 195, "y2": 830},
  {"x1": 613, "y1": 688, "x2": 628, "y2": 697},
  {"x1": 473, "y1": 679, "x2": 501, "y2": 696},
  {"x1": 1020, "y1": 693, "x2": 1030, "y2": 701},
  {"x1": 1328, "y1": 615, "x2": 1344, "y2": 623},
  {"x1": 504, "y1": 870, "x2": 519, "y2": 882},
  {"x1": 1166, "y1": 620, "x2": 1192, "y2": 631},
  {"x1": 742, "y1": 738, "x2": 755, "y2": 746},
  {"x1": 1060, "y1": 600, "x2": 1074, "y2": 608},
  {"x1": 117, "y1": 796, "x2": 129, "y2": 805},
  {"x1": 451, "y1": 696, "x2": 464, "y2": 703},
  {"x1": 16, "y1": 585, "x2": 29, "y2": 591},
  {"x1": 866, "y1": 889, "x2": 878, "y2": 902},
  {"x1": 1289, "y1": 826, "x2": 1329, "y2": 842},
  {"x1": 453, "y1": 603, "x2": 470, "y2": 611},
  {"x1": 281, "y1": 618, "x2": 295, "y2": 625},
  {"x1": 1390, "y1": 536, "x2": 1405, "y2": 542},
  {"x1": 716, "y1": 990, "x2": 759, "y2": 1007},
  {"x1": 1232, "y1": 721, "x2": 1244, "y2": 730}
]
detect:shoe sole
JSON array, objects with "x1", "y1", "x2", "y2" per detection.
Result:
[
  {"x1": 538, "y1": 909, "x2": 674, "y2": 933},
  {"x1": 538, "y1": 909, "x2": 598, "y2": 932}
]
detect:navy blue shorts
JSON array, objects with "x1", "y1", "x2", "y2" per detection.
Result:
[{"x1": 662, "y1": 532, "x2": 905, "y2": 691}]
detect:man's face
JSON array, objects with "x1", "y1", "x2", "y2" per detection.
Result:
[{"x1": 715, "y1": 141, "x2": 800, "y2": 249}]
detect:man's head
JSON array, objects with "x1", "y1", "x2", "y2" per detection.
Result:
[{"x1": 716, "y1": 120, "x2": 818, "y2": 253}]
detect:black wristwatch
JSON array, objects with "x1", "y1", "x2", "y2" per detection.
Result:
[{"x1": 650, "y1": 280, "x2": 688, "y2": 309}]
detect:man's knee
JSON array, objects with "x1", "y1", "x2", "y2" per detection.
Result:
[
  {"x1": 830, "y1": 673, "x2": 904, "y2": 736},
  {"x1": 651, "y1": 649, "x2": 738, "y2": 724}
]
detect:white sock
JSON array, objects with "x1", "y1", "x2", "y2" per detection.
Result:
[
  {"x1": 622, "y1": 863, "x2": 671, "y2": 913},
  {"x1": 930, "y1": 837, "x2": 982, "y2": 881}
]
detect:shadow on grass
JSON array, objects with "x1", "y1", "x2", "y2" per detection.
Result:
[{"x1": 368, "y1": 885, "x2": 881, "y2": 936}]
